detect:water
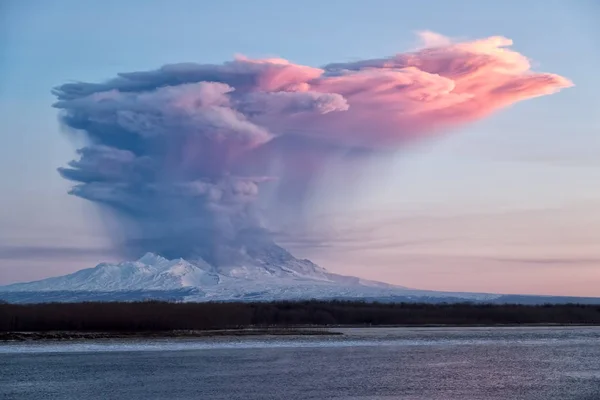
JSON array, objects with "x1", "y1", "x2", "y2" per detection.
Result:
[{"x1": 1, "y1": 327, "x2": 600, "y2": 399}]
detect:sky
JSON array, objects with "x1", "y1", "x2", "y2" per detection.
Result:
[{"x1": 0, "y1": 0, "x2": 599, "y2": 296}]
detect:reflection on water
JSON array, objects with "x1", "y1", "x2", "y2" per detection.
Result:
[{"x1": 1, "y1": 327, "x2": 600, "y2": 399}]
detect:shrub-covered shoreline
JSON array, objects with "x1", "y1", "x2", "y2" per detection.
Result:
[{"x1": 2, "y1": 300, "x2": 600, "y2": 335}]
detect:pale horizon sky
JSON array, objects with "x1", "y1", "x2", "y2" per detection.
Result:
[{"x1": 0, "y1": 0, "x2": 599, "y2": 296}]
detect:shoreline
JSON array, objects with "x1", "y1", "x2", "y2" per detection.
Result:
[
  {"x1": 2, "y1": 324, "x2": 600, "y2": 342},
  {"x1": 0, "y1": 329, "x2": 341, "y2": 342}
]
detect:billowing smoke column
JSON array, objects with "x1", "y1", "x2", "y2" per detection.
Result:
[{"x1": 53, "y1": 33, "x2": 572, "y2": 262}]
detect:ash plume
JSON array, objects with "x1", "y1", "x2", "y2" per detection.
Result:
[{"x1": 53, "y1": 32, "x2": 572, "y2": 261}]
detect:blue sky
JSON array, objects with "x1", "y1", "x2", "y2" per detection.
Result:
[{"x1": 1, "y1": 0, "x2": 599, "y2": 295}]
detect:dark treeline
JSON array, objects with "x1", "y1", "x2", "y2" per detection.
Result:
[{"x1": 2, "y1": 301, "x2": 600, "y2": 332}]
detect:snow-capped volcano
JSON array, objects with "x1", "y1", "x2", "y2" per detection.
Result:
[
  {"x1": 0, "y1": 248, "x2": 399, "y2": 294},
  {"x1": 4, "y1": 246, "x2": 599, "y2": 305},
  {"x1": 0, "y1": 238, "x2": 503, "y2": 303}
]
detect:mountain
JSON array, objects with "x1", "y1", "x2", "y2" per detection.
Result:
[
  {"x1": 2, "y1": 240, "x2": 598, "y2": 305},
  {"x1": 1, "y1": 254, "x2": 218, "y2": 292},
  {"x1": 0, "y1": 238, "x2": 501, "y2": 303}
]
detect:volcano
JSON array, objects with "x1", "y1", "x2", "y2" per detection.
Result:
[{"x1": 0, "y1": 238, "x2": 503, "y2": 303}]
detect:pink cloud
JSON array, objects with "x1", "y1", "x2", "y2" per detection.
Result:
[{"x1": 247, "y1": 33, "x2": 572, "y2": 148}]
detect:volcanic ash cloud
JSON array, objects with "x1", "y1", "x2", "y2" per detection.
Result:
[{"x1": 52, "y1": 32, "x2": 572, "y2": 261}]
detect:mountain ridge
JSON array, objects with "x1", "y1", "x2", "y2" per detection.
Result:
[
  {"x1": 0, "y1": 251, "x2": 405, "y2": 292},
  {"x1": 0, "y1": 247, "x2": 501, "y2": 303},
  {"x1": 4, "y1": 243, "x2": 595, "y2": 305}
]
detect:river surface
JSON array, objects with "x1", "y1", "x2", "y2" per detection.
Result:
[{"x1": 1, "y1": 327, "x2": 600, "y2": 399}]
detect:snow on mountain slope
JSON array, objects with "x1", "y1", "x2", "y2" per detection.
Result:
[
  {"x1": 0, "y1": 248, "x2": 500, "y2": 302},
  {"x1": 0, "y1": 250, "x2": 395, "y2": 293},
  {"x1": 1, "y1": 254, "x2": 220, "y2": 292}
]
